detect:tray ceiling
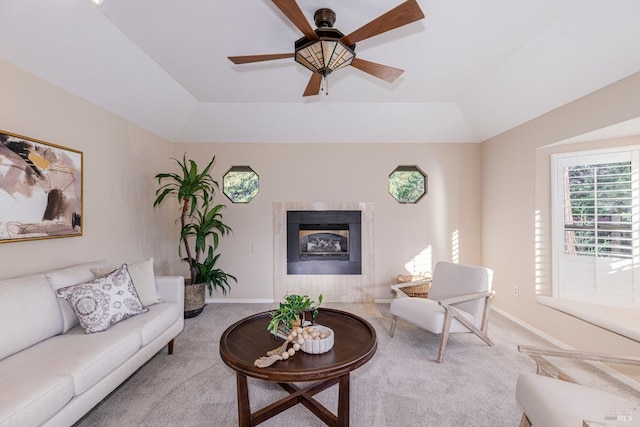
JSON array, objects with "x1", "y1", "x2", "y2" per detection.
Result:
[{"x1": 1, "y1": 0, "x2": 639, "y2": 143}]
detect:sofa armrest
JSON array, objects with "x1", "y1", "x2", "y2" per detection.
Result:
[{"x1": 155, "y1": 276, "x2": 185, "y2": 309}]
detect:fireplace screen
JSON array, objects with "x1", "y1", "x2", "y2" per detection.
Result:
[{"x1": 299, "y1": 230, "x2": 349, "y2": 255}]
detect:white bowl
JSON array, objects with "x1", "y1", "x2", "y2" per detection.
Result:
[{"x1": 300, "y1": 325, "x2": 334, "y2": 354}]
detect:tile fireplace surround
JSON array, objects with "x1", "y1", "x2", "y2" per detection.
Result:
[{"x1": 273, "y1": 202, "x2": 375, "y2": 303}]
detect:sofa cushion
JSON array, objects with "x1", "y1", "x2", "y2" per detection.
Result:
[
  {"x1": 0, "y1": 273, "x2": 63, "y2": 361},
  {"x1": 0, "y1": 370, "x2": 74, "y2": 427},
  {"x1": 92, "y1": 258, "x2": 160, "y2": 307},
  {"x1": 516, "y1": 373, "x2": 639, "y2": 427},
  {"x1": 110, "y1": 302, "x2": 181, "y2": 346},
  {"x1": 46, "y1": 260, "x2": 110, "y2": 332},
  {"x1": 0, "y1": 324, "x2": 142, "y2": 396},
  {"x1": 57, "y1": 265, "x2": 148, "y2": 334}
]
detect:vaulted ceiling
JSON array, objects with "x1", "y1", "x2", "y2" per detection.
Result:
[{"x1": 1, "y1": 0, "x2": 640, "y2": 143}]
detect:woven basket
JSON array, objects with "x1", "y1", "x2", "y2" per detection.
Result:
[
  {"x1": 184, "y1": 281, "x2": 205, "y2": 318},
  {"x1": 395, "y1": 275, "x2": 430, "y2": 298},
  {"x1": 401, "y1": 283, "x2": 430, "y2": 298}
]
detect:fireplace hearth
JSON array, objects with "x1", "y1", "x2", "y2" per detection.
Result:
[{"x1": 287, "y1": 210, "x2": 361, "y2": 275}]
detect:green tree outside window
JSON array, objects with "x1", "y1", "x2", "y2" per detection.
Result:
[
  {"x1": 223, "y1": 166, "x2": 259, "y2": 203},
  {"x1": 389, "y1": 165, "x2": 427, "y2": 204}
]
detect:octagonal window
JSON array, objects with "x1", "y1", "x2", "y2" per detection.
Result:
[
  {"x1": 389, "y1": 165, "x2": 427, "y2": 204},
  {"x1": 223, "y1": 166, "x2": 259, "y2": 203}
]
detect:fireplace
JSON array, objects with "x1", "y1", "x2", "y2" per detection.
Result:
[
  {"x1": 287, "y1": 210, "x2": 361, "y2": 275},
  {"x1": 300, "y1": 228, "x2": 349, "y2": 257}
]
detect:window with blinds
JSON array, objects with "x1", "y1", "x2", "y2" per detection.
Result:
[
  {"x1": 563, "y1": 161, "x2": 632, "y2": 258},
  {"x1": 552, "y1": 148, "x2": 639, "y2": 308}
]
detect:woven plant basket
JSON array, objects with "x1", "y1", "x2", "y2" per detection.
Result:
[{"x1": 184, "y1": 281, "x2": 205, "y2": 318}]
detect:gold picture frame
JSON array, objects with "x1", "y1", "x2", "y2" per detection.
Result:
[{"x1": 0, "y1": 130, "x2": 83, "y2": 243}]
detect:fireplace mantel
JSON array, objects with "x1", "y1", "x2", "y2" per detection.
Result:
[{"x1": 273, "y1": 202, "x2": 375, "y2": 303}]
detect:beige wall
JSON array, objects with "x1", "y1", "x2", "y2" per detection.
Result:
[
  {"x1": 0, "y1": 59, "x2": 483, "y2": 302},
  {"x1": 0, "y1": 61, "x2": 176, "y2": 278},
  {"x1": 175, "y1": 143, "x2": 483, "y2": 301},
  {"x1": 8, "y1": 52, "x2": 638, "y2": 377},
  {"x1": 483, "y1": 72, "x2": 640, "y2": 367}
]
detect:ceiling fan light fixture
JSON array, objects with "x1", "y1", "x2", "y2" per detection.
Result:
[
  {"x1": 228, "y1": 0, "x2": 425, "y2": 96},
  {"x1": 295, "y1": 38, "x2": 355, "y2": 76}
]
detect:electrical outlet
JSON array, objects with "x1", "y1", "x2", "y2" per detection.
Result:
[{"x1": 513, "y1": 285, "x2": 519, "y2": 297}]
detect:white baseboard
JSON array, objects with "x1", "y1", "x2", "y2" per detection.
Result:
[
  {"x1": 491, "y1": 306, "x2": 571, "y2": 349},
  {"x1": 205, "y1": 298, "x2": 273, "y2": 304},
  {"x1": 492, "y1": 306, "x2": 640, "y2": 393}
]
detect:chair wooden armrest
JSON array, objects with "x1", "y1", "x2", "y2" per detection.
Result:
[
  {"x1": 518, "y1": 345, "x2": 640, "y2": 367},
  {"x1": 437, "y1": 290, "x2": 495, "y2": 306},
  {"x1": 518, "y1": 344, "x2": 640, "y2": 384}
]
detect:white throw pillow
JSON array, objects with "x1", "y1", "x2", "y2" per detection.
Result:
[
  {"x1": 57, "y1": 264, "x2": 148, "y2": 333},
  {"x1": 45, "y1": 260, "x2": 111, "y2": 332},
  {"x1": 92, "y1": 258, "x2": 159, "y2": 307}
]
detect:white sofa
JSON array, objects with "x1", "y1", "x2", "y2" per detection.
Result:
[{"x1": 0, "y1": 260, "x2": 185, "y2": 427}]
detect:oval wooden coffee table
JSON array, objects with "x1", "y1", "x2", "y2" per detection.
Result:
[{"x1": 219, "y1": 308, "x2": 377, "y2": 427}]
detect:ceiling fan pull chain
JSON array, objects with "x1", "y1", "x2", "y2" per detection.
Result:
[{"x1": 324, "y1": 75, "x2": 329, "y2": 95}]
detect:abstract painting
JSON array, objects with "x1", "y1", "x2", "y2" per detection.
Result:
[{"x1": 0, "y1": 130, "x2": 83, "y2": 243}]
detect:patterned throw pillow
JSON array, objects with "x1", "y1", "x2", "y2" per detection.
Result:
[
  {"x1": 91, "y1": 258, "x2": 159, "y2": 307},
  {"x1": 57, "y1": 264, "x2": 148, "y2": 333}
]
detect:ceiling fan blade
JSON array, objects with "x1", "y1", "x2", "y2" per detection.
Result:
[
  {"x1": 272, "y1": 0, "x2": 318, "y2": 41},
  {"x1": 340, "y1": 0, "x2": 425, "y2": 46},
  {"x1": 350, "y1": 58, "x2": 404, "y2": 83},
  {"x1": 228, "y1": 53, "x2": 294, "y2": 64},
  {"x1": 303, "y1": 73, "x2": 322, "y2": 97}
]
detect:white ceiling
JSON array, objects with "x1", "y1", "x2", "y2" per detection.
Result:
[{"x1": 1, "y1": 0, "x2": 640, "y2": 143}]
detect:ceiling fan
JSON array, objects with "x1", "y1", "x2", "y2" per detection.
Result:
[{"x1": 228, "y1": 0, "x2": 425, "y2": 97}]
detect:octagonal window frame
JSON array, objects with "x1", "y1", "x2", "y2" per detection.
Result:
[
  {"x1": 223, "y1": 165, "x2": 259, "y2": 204},
  {"x1": 388, "y1": 165, "x2": 427, "y2": 204}
]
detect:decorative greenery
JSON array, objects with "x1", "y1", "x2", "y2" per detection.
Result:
[
  {"x1": 267, "y1": 293, "x2": 323, "y2": 337},
  {"x1": 153, "y1": 153, "x2": 236, "y2": 296},
  {"x1": 223, "y1": 167, "x2": 259, "y2": 203},
  {"x1": 389, "y1": 166, "x2": 427, "y2": 204}
]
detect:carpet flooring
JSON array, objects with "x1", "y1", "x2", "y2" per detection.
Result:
[{"x1": 74, "y1": 303, "x2": 640, "y2": 427}]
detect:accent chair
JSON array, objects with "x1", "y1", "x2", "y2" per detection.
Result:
[
  {"x1": 389, "y1": 261, "x2": 495, "y2": 363},
  {"x1": 516, "y1": 345, "x2": 640, "y2": 427}
]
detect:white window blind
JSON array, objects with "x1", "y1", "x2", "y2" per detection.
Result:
[{"x1": 552, "y1": 149, "x2": 640, "y2": 308}]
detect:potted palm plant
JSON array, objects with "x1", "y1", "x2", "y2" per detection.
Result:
[{"x1": 153, "y1": 153, "x2": 236, "y2": 318}]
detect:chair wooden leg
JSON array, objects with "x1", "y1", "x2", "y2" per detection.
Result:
[
  {"x1": 446, "y1": 305, "x2": 494, "y2": 347},
  {"x1": 518, "y1": 413, "x2": 531, "y2": 427},
  {"x1": 437, "y1": 311, "x2": 453, "y2": 363},
  {"x1": 480, "y1": 296, "x2": 492, "y2": 334},
  {"x1": 389, "y1": 316, "x2": 398, "y2": 337},
  {"x1": 167, "y1": 339, "x2": 174, "y2": 355}
]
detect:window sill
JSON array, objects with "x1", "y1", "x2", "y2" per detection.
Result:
[{"x1": 536, "y1": 296, "x2": 640, "y2": 342}]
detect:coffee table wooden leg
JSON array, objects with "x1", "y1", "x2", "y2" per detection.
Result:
[
  {"x1": 337, "y1": 373, "x2": 350, "y2": 427},
  {"x1": 236, "y1": 373, "x2": 252, "y2": 427}
]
